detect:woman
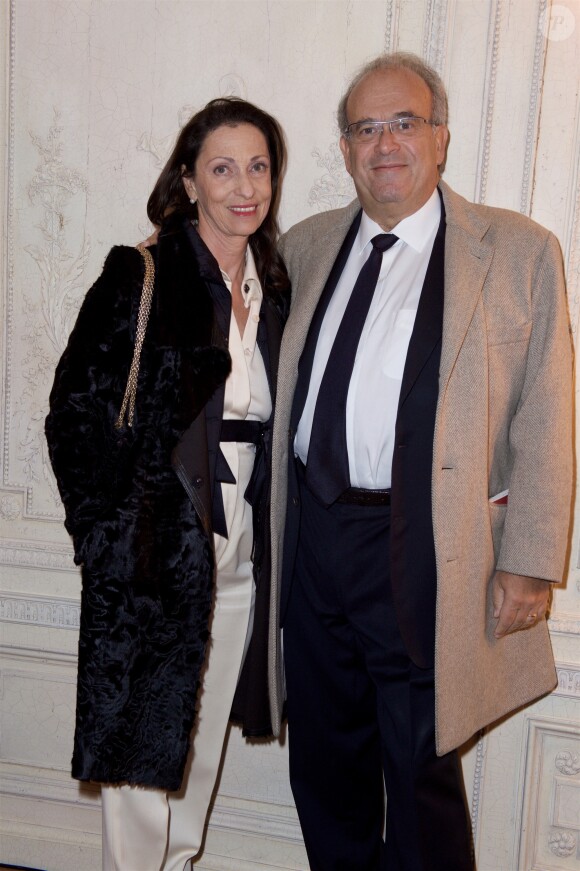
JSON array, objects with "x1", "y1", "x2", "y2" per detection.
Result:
[{"x1": 45, "y1": 97, "x2": 289, "y2": 870}]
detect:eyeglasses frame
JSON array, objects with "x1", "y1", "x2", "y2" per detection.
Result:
[{"x1": 342, "y1": 115, "x2": 439, "y2": 141}]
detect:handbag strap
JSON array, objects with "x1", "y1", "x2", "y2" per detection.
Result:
[{"x1": 115, "y1": 244, "x2": 155, "y2": 430}]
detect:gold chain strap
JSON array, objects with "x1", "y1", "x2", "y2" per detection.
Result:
[{"x1": 115, "y1": 244, "x2": 155, "y2": 430}]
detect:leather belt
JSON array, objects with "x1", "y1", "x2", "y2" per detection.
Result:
[
  {"x1": 220, "y1": 420, "x2": 265, "y2": 445},
  {"x1": 296, "y1": 458, "x2": 391, "y2": 506},
  {"x1": 336, "y1": 486, "x2": 391, "y2": 506}
]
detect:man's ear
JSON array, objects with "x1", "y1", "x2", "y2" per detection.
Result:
[
  {"x1": 339, "y1": 135, "x2": 353, "y2": 177},
  {"x1": 434, "y1": 125, "x2": 450, "y2": 169}
]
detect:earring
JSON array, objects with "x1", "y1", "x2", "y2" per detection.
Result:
[{"x1": 189, "y1": 197, "x2": 196, "y2": 204}]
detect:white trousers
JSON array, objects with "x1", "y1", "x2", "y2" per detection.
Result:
[{"x1": 101, "y1": 448, "x2": 256, "y2": 871}]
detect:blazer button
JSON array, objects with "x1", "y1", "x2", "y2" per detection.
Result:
[
  {"x1": 292, "y1": 496, "x2": 299, "y2": 507},
  {"x1": 193, "y1": 476, "x2": 203, "y2": 489}
]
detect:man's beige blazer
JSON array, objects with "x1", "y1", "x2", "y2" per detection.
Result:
[{"x1": 268, "y1": 180, "x2": 573, "y2": 754}]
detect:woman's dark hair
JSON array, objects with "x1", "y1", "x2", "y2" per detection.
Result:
[{"x1": 147, "y1": 97, "x2": 289, "y2": 294}]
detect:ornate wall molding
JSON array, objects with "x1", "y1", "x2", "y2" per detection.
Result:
[
  {"x1": 555, "y1": 750, "x2": 580, "y2": 776},
  {"x1": 554, "y1": 663, "x2": 580, "y2": 698},
  {"x1": 0, "y1": 645, "x2": 77, "y2": 666},
  {"x1": 517, "y1": 716, "x2": 580, "y2": 868},
  {"x1": 0, "y1": 768, "x2": 99, "y2": 804},
  {"x1": 550, "y1": 614, "x2": 580, "y2": 638},
  {"x1": 383, "y1": 0, "x2": 399, "y2": 52},
  {"x1": 520, "y1": 0, "x2": 549, "y2": 215},
  {"x1": 422, "y1": 0, "x2": 452, "y2": 74},
  {"x1": 3, "y1": 0, "x2": 17, "y2": 486},
  {"x1": 307, "y1": 142, "x2": 354, "y2": 212},
  {"x1": 0, "y1": 537, "x2": 75, "y2": 572},
  {"x1": 475, "y1": 0, "x2": 503, "y2": 205},
  {"x1": 210, "y1": 798, "x2": 303, "y2": 844},
  {"x1": 0, "y1": 593, "x2": 80, "y2": 629},
  {"x1": 469, "y1": 730, "x2": 486, "y2": 844},
  {"x1": 5, "y1": 109, "x2": 89, "y2": 519}
]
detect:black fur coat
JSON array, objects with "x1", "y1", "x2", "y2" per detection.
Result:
[{"x1": 45, "y1": 216, "x2": 288, "y2": 790}]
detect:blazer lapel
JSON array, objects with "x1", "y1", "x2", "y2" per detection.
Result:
[
  {"x1": 398, "y1": 206, "x2": 445, "y2": 411},
  {"x1": 277, "y1": 202, "x2": 361, "y2": 418},
  {"x1": 291, "y1": 210, "x2": 362, "y2": 427},
  {"x1": 438, "y1": 181, "x2": 494, "y2": 394}
]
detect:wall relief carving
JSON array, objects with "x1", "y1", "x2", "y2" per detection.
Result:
[
  {"x1": 0, "y1": 495, "x2": 21, "y2": 521},
  {"x1": 555, "y1": 750, "x2": 580, "y2": 777},
  {"x1": 548, "y1": 829, "x2": 577, "y2": 857},
  {"x1": 308, "y1": 142, "x2": 354, "y2": 212},
  {"x1": 16, "y1": 111, "x2": 90, "y2": 510},
  {"x1": 137, "y1": 77, "x2": 246, "y2": 170}
]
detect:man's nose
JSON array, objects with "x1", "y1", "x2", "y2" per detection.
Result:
[{"x1": 376, "y1": 126, "x2": 399, "y2": 151}]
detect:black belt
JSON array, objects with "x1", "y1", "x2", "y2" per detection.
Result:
[
  {"x1": 220, "y1": 419, "x2": 265, "y2": 445},
  {"x1": 336, "y1": 486, "x2": 391, "y2": 506},
  {"x1": 296, "y1": 458, "x2": 390, "y2": 506}
]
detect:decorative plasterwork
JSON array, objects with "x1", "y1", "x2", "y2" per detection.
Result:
[
  {"x1": 383, "y1": 0, "x2": 399, "y2": 52},
  {"x1": 517, "y1": 716, "x2": 580, "y2": 868},
  {"x1": 520, "y1": 0, "x2": 549, "y2": 215},
  {"x1": 210, "y1": 800, "x2": 303, "y2": 845},
  {"x1": 470, "y1": 730, "x2": 486, "y2": 845},
  {"x1": 422, "y1": 0, "x2": 452, "y2": 74},
  {"x1": 0, "y1": 537, "x2": 75, "y2": 572},
  {"x1": 308, "y1": 143, "x2": 355, "y2": 212},
  {"x1": 475, "y1": 0, "x2": 503, "y2": 205},
  {"x1": 3, "y1": 0, "x2": 17, "y2": 486},
  {"x1": 0, "y1": 492, "x2": 22, "y2": 521},
  {"x1": 548, "y1": 829, "x2": 577, "y2": 857},
  {"x1": 555, "y1": 750, "x2": 580, "y2": 777},
  {"x1": 13, "y1": 113, "x2": 89, "y2": 516},
  {"x1": 138, "y1": 103, "x2": 197, "y2": 168},
  {"x1": 0, "y1": 594, "x2": 79, "y2": 629},
  {"x1": 25, "y1": 113, "x2": 90, "y2": 358},
  {"x1": 0, "y1": 769, "x2": 303, "y2": 858},
  {"x1": 549, "y1": 614, "x2": 580, "y2": 638},
  {"x1": 554, "y1": 663, "x2": 580, "y2": 699}
]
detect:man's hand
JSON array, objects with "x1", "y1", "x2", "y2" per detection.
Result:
[{"x1": 492, "y1": 571, "x2": 552, "y2": 638}]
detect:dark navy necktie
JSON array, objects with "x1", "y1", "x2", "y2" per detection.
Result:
[{"x1": 306, "y1": 233, "x2": 399, "y2": 505}]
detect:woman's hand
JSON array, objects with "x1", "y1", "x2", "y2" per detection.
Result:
[{"x1": 139, "y1": 228, "x2": 159, "y2": 247}]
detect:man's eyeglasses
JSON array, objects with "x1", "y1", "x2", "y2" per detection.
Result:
[{"x1": 343, "y1": 116, "x2": 437, "y2": 143}]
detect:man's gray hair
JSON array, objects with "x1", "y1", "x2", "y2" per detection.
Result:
[{"x1": 337, "y1": 52, "x2": 449, "y2": 133}]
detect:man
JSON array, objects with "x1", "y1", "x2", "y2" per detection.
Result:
[{"x1": 267, "y1": 53, "x2": 573, "y2": 870}]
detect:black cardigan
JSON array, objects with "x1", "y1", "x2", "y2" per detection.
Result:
[{"x1": 45, "y1": 216, "x2": 288, "y2": 789}]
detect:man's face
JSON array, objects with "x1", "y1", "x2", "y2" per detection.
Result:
[{"x1": 339, "y1": 67, "x2": 449, "y2": 230}]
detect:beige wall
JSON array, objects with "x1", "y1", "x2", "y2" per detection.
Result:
[{"x1": 1, "y1": 1, "x2": 579, "y2": 868}]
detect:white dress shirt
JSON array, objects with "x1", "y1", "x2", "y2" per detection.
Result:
[{"x1": 295, "y1": 188, "x2": 441, "y2": 489}]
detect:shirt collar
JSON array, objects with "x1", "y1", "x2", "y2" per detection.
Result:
[
  {"x1": 357, "y1": 187, "x2": 441, "y2": 255},
  {"x1": 220, "y1": 245, "x2": 263, "y2": 308}
]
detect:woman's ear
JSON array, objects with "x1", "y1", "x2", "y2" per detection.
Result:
[{"x1": 182, "y1": 174, "x2": 197, "y2": 203}]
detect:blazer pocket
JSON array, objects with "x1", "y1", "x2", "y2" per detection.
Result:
[{"x1": 487, "y1": 321, "x2": 532, "y2": 347}]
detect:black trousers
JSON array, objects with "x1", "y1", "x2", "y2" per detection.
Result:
[{"x1": 283, "y1": 473, "x2": 473, "y2": 871}]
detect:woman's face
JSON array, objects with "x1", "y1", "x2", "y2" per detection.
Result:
[{"x1": 183, "y1": 123, "x2": 272, "y2": 248}]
